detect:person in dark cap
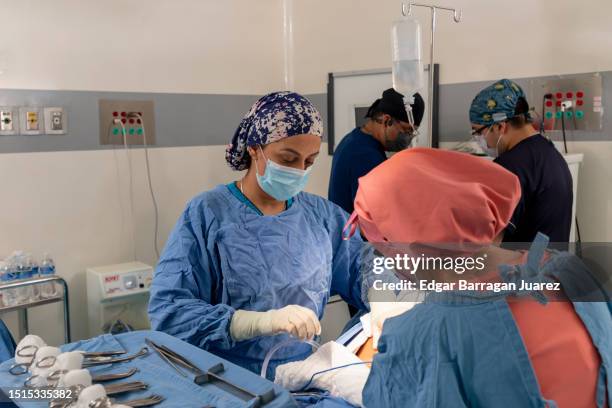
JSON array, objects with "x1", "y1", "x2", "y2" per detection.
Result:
[{"x1": 328, "y1": 88, "x2": 424, "y2": 215}]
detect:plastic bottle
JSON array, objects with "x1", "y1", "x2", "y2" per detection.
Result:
[
  {"x1": 39, "y1": 253, "x2": 58, "y2": 299},
  {"x1": 29, "y1": 255, "x2": 40, "y2": 301},
  {"x1": 0, "y1": 261, "x2": 8, "y2": 307},
  {"x1": 0, "y1": 259, "x2": 18, "y2": 307},
  {"x1": 391, "y1": 16, "x2": 424, "y2": 97},
  {"x1": 14, "y1": 251, "x2": 33, "y2": 304}
]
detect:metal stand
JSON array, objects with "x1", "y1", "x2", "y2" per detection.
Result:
[
  {"x1": 403, "y1": 2, "x2": 461, "y2": 147},
  {"x1": 0, "y1": 275, "x2": 71, "y2": 343}
]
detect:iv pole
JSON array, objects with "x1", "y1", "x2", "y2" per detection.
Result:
[{"x1": 402, "y1": 2, "x2": 461, "y2": 147}]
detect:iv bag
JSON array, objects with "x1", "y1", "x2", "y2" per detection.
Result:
[{"x1": 391, "y1": 16, "x2": 424, "y2": 97}]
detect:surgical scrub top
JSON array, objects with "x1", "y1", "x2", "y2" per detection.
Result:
[
  {"x1": 148, "y1": 184, "x2": 367, "y2": 379},
  {"x1": 328, "y1": 128, "x2": 387, "y2": 214},
  {"x1": 494, "y1": 134, "x2": 573, "y2": 243},
  {"x1": 363, "y1": 246, "x2": 612, "y2": 408}
]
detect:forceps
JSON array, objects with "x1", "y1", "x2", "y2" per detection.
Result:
[{"x1": 145, "y1": 338, "x2": 275, "y2": 408}]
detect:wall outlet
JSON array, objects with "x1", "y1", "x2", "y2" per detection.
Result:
[
  {"x1": 19, "y1": 107, "x2": 43, "y2": 135},
  {"x1": 98, "y1": 99, "x2": 155, "y2": 146},
  {"x1": 0, "y1": 107, "x2": 18, "y2": 135},
  {"x1": 44, "y1": 107, "x2": 68, "y2": 134}
]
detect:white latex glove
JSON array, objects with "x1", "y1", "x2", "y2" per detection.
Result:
[{"x1": 230, "y1": 305, "x2": 321, "y2": 342}]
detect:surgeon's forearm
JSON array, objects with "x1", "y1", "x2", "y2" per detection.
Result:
[{"x1": 150, "y1": 299, "x2": 236, "y2": 349}]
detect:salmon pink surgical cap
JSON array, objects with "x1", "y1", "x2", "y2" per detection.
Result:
[{"x1": 344, "y1": 148, "x2": 521, "y2": 244}]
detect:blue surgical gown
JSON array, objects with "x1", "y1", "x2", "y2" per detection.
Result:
[
  {"x1": 0, "y1": 319, "x2": 15, "y2": 362},
  {"x1": 363, "y1": 244, "x2": 612, "y2": 408},
  {"x1": 148, "y1": 184, "x2": 367, "y2": 378}
]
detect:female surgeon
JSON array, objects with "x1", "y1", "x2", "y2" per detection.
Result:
[
  {"x1": 148, "y1": 92, "x2": 368, "y2": 379},
  {"x1": 346, "y1": 148, "x2": 610, "y2": 407}
]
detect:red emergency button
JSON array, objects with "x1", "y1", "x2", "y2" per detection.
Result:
[
  {"x1": 112, "y1": 111, "x2": 118, "y2": 117},
  {"x1": 566, "y1": 92, "x2": 573, "y2": 98},
  {"x1": 576, "y1": 100, "x2": 584, "y2": 106},
  {"x1": 555, "y1": 92, "x2": 563, "y2": 99},
  {"x1": 556, "y1": 101, "x2": 562, "y2": 107},
  {"x1": 576, "y1": 91, "x2": 584, "y2": 98},
  {"x1": 545, "y1": 100, "x2": 553, "y2": 107}
]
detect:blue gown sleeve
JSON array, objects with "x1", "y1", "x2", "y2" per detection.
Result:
[
  {"x1": 324, "y1": 201, "x2": 369, "y2": 311},
  {"x1": 148, "y1": 202, "x2": 236, "y2": 351},
  {"x1": 0, "y1": 319, "x2": 15, "y2": 363}
]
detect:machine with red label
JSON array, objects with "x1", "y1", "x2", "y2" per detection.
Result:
[{"x1": 86, "y1": 262, "x2": 153, "y2": 337}]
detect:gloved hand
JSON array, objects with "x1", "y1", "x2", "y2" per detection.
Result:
[{"x1": 230, "y1": 305, "x2": 321, "y2": 342}]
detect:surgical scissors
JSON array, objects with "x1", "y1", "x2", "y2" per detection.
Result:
[
  {"x1": 82, "y1": 347, "x2": 149, "y2": 367},
  {"x1": 22, "y1": 348, "x2": 148, "y2": 388},
  {"x1": 46, "y1": 367, "x2": 139, "y2": 385},
  {"x1": 88, "y1": 394, "x2": 166, "y2": 408},
  {"x1": 9, "y1": 346, "x2": 128, "y2": 376}
]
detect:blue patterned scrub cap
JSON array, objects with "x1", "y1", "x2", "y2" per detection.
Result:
[
  {"x1": 469, "y1": 79, "x2": 531, "y2": 126},
  {"x1": 225, "y1": 91, "x2": 323, "y2": 171}
]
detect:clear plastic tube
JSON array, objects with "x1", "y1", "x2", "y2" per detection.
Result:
[{"x1": 260, "y1": 338, "x2": 320, "y2": 378}]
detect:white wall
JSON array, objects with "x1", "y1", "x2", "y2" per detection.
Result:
[
  {"x1": 290, "y1": 0, "x2": 612, "y2": 93},
  {"x1": 0, "y1": 0, "x2": 284, "y2": 94}
]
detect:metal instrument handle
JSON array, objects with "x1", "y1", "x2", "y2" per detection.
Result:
[{"x1": 83, "y1": 347, "x2": 148, "y2": 367}]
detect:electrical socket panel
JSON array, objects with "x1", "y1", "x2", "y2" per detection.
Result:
[
  {"x1": 530, "y1": 72, "x2": 603, "y2": 132},
  {"x1": 19, "y1": 106, "x2": 44, "y2": 135},
  {"x1": 44, "y1": 107, "x2": 67, "y2": 134},
  {"x1": 0, "y1": 107, "x2": 19, "y2": 135},
  {"x1": 98, "y1": 99, "x2": 156, "y2": 146}
]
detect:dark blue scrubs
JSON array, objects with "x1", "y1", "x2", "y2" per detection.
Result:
[
  {"x1": 495, "y1": 134, "x2": 573, "y2": 243},
  {"x1": 328, "y1": 128, "x2": 387, "y2": 214}
]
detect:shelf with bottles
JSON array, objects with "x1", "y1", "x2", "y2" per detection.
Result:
[{"x1": 0, "y1": 251, "x2": 62, "y2": 309}]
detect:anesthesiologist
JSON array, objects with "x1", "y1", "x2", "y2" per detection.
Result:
[
  {"x1": 470, "y1": 79, "x2": 573, "y2": 243},
  {"x1": 345, "y1": 148, "x2": 611, "y2": 407},
  {"x1": 328, "y1": 88, "x2": 424, "y2": 215},
  {"x1": 148, "y1": 92, "x2": 368, "y2": 378}
]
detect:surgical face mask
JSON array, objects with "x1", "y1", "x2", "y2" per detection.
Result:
[
  {"x1": 474, "y1": 134, "x2": 489, "y2": 154},
  {"x1": 255, "y1": 147, "x2": 312, "y2": 201},
  {"x1": 478, "y1": 127, "x2": 503, "y2": 158},
  {"x1": 384, "y1": 124, "x2": 415, "y2": 152}
]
